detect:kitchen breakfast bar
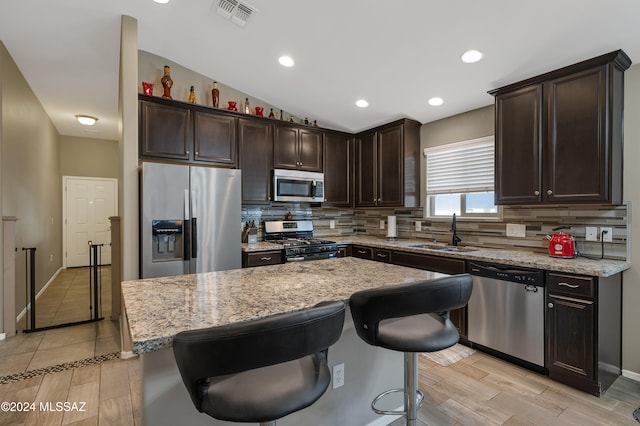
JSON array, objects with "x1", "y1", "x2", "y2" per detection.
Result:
[{"x1": 122, "y1": 257, "x2": 448, "y2": 426}]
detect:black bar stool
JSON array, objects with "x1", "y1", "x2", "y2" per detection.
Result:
[
  {"x1": 349, "y1": 275, "x2": 473, "y2": 426},
  {"x1": 172, "y1": 301, "x2": 345, "y2": 426}
]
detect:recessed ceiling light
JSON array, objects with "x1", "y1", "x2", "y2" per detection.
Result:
[
  {"x1": 278, "y1": 56, "x2": 294, "y2": 67},
  {"x1": 461, "y1": 49, "x2": 483, "y2": 63},
  {"x1": 428, "y1": 97, "x2": 444, "y2": 106},
  {"x1": 355, "y1": 99, "x2": 369, "y2": 108},
  {"x1": 153, "y1": 0, "x2": 170, "y2": 4},
  {"x1": 75, "y1": 115, "x2": 98, "y2": 126}
]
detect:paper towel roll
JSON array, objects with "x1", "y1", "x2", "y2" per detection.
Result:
[{"x1": 387, "y1": 215, "x2": 397, "y2": 238}]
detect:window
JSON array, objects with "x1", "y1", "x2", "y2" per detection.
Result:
[{"x1": 424, "y1": 136, "x2": 499, "y2": 219}]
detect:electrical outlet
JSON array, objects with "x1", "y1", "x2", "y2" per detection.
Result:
[
  {"x1": 49, "y1": 254, "x2": 54, "y2": 263},
  {"x1": 600, "y1": 227, "x2": 613, "y2": 242},
  {"x1": 330, "y1": 220, "x2": 335, "y2": 229},
  {"x1": 415, "y1": 221, "x2": 421, "y2": 232},
  {"x1": 585, "y1": 226, "x2": 598, "y2": 241},
  {"x1": 380, "y1": 220, "x2": 385, "y2": 230},
  {"x1": 332, "y1": 363, "x2": 344, "y2": 389},
  {"x1": 506, "y1": 223, "x2": 526, "y2": 238}
]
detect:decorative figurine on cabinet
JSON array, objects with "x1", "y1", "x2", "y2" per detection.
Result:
[
  {"x1": 161, "y1": 66, "x2": 173, "y2": 99},
  {"x1": 188, "y1": 86, "x2": 196, "y2": 104},
  {"x1": 212, "y1": 81, "x2": 220, "y2": 108}
]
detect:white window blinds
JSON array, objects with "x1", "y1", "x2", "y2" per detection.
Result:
[{"x1": 425, "y1": 136, "x2": 494, "y2": 195}]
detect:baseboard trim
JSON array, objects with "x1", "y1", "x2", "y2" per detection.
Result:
[
  {"x1": 622, "y1": 369, "x2": 640, "y2": 382},
  {"x1": 365, "y1": 406, "x2": 403, "y2": 426},
  {"x1": 16, "y1": 267, "x2": 62, "y2": 322},
  {"x1": 120, "y1": 351, "x2": 138, "y2": 360}
]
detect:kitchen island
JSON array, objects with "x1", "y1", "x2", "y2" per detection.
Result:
[{"x1": 122, "y1": 257, "x2": 448, "y2": 426}]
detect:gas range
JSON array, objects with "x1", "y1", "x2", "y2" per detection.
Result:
[{"x1": 264, "y1": 220, "x2": 338, "y2": 262}]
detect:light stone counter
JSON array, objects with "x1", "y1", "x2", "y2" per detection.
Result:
[
  {"x1": 333, "y1": 236, "x2": 630, "y2": 277},
  {"x1": 122, "y1": 257, "x2": 446, "y2": 355}
]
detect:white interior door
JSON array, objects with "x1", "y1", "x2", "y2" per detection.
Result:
[{"x1": 64, "y1": 177, "x2": 118, "y2": 267}]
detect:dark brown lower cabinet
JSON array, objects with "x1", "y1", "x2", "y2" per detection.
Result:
[
  {"x1": 546, "y1": 272, "x2": 621, "y2": 396},
  {"x1": 352, "y1": 245, "x2": 373, "y2": 260},
  {"x1": 390, "y1": 250, "x2": 467, "y2": 338},
  {"x1": 336, "y1": 245, "x2": 351, "y2": 258},
  {"x1": 242, "y1": 250, "x2": 283, "y2": 268}
]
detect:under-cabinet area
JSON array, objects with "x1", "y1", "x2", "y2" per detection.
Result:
[{"x1": 242, "y1": 237, "x2": 627, "y2": 397}]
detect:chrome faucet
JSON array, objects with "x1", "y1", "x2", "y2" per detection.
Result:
[{"x1": 451, "y1": 213, "x2": 462, "y2": 246}]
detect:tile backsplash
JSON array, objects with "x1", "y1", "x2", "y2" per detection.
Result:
[{"x1": 242, "y1": 203, "x2": 629, "y2": 261}]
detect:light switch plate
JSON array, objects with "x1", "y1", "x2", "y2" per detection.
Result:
[
  {"x1": 585, "y1": 226, "x2": 598, "y2": 241},
  {"x1": 506, "y1": 223, "x2": 526, "y2": 238},
  {"x1": 380, "y1": 220, "x2": 385, "y2": 230}
]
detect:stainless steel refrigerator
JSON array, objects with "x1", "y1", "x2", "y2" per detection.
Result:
[{"x1": 140, "y1": 162, "x2": 241, "y2": 278}]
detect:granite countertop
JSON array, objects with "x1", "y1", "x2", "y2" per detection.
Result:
[
  {"x1": 243, "y1": 236, "x2": 630, "y2": 277},
  {"x1": 122, "y1": 257, "x2": 446, "y2": 354}
]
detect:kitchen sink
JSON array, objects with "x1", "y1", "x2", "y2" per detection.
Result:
[{"x1": 407, "y1": 244, "x2": 478, "y2": 252}]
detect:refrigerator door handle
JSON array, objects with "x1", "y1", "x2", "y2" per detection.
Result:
[
  {"x1": 190, "y1": 190, "x2": 198, "y2": 259},
  {"x1": 183, "y1": 189, "x2": 191, "y2": 261},
  {"x1": 191, "y1": 218, "x2": 198, "y2": 259}
]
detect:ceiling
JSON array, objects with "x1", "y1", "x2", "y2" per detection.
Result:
[{"x1": 1, "y1": 0, "x2": 640, "y2": 141}]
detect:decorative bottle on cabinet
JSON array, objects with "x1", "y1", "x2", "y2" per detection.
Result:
[
  {"x1": 212, "y1": 81, "x2": 219, "y2": 108},
  {"x1": 161, "y1": 66, "x2": 173, "y2": 99},
  {"x1": 188, "y1": 86, "x2": 196, "y2": 104},
  {"x1": 244, "y1": 97, "x2": 250, "y2": 114}
]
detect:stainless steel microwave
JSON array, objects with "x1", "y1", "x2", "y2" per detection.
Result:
[{"x1": 273, "y1": 169, "x2": 324, "y2": 203}]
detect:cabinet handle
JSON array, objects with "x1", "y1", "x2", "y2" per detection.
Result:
[
  {"x1": 547, "y1": 189, "x2": 553, "y2": 195},
  {"x1": 260, "y1": 256, "x2": 272, "y2": 261},
  {"x1": 357, "y1": 250, "x2": 367, "y2": 254},
  {"x1": 548, "y1": 302, "x2": 554, "y2": 308},
  {"x1": 534, "y1": 190, "x2": 540, "y2": 196},
  {"x1": 376, "y1": 253, "x2": 387, "y2": 258},
  {"x1": 195, "y1": 151, "x2": 199, "y2": 156},
  {"x1": 186, "y1": 150, "x2": 190, "y2": 155},
  {"x1": 558, "y1": 282, "x2": 580, "y2": 288}
]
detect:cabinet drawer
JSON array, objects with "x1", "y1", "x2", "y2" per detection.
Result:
[
  {"x1": 243, "y1": 250, "x2": 283, "y2": 268},
  {"x1": 373, "y1": 248, "x2": 391, "y2": 263},
  {"x1": 352, "y1": 246, "x2": 373, "y2": 260},
  {"x1": 393, "y1": 251, "x2": 465, "y2": 275},
  {"x1": 547, "y1": 272, "x2": 594, "y2": 298}
]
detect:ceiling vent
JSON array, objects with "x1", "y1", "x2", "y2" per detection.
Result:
[{"x1": 216, "y1": 0, "x2": 257, "y2": 27}]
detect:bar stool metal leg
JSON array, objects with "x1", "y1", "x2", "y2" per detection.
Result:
[
  {"x1": 259, "y1": 422, "x2": 276, "y2": 426},
  {"x1": 405, "y1": 352, "x2": 420, "y2": 426}
]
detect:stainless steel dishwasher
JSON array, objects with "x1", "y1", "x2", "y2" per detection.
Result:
[{"x1": 467, "y1": 260, "x2": 545, "y2": 367}]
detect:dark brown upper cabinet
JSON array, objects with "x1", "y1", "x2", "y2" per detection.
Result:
[
  {"x1": 355, "y1": 119, "x2": 421, "y2": 208},
  {"x1": 139, "y1": 95, "x2": 238, "y2": 167},
  {"x1": 273, "y1": 124, "x2": 323, "y2": 172},
  {"x1": 323, "y1": 132, "x2": 353, "y2": 207},
  {"x1": 238, "y1": 118, "x2": 273, "y2": 204},
  {"x1": 139, "y1": 98, "x2": 191, "y2": 160},
  {"x1": 491, "y1": 50, "x2": 630, "y2": 205}
]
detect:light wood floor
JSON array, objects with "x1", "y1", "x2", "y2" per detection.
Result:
[
  {"x1": 1, "y1": 348, "x2": 639, "y2": 425},
  {"x1": 2, "y1": 268, "x2": 638, "y2": 425}
]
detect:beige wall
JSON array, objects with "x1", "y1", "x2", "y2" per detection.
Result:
[
  {"x1": 0, "y1": 41, "x2": 62, "y2": 313},
  {"x1": 622, "y1": 63, "x2": 640, "y2": 376},
  {"x1": 60, "y1": 135, "x2": 118, "y2": 178}
]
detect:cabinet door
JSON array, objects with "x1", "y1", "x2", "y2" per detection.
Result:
[
  {"x1": 239, "y1": 119, "x2": 273, "y2": 204},
  {"x1": 298, "y1": 129, "x2": 323, "y2": 172},
  {"x1": 139, "y1": 101, "x2": 191, "y2": 160},
  {"x1": 356, "y1": 132, "x2": 377, "y2": 207},
  {"x1": 377, "y1": 125, "x2": 404, "y2": 207},
  {"x1": 324, "y1": 133, "x2": 352, "y2": 206},
  {"x1": 273, "y1": 125, "x2": 299, "y2": 170},
  {"x1": 547, "y1": 293, "x2": 595, "y2": 381},
  {"x1": 544, "y1": 66, "x2": 608, "y2": 202},
  {"x1": 495, "y1": 85, "x2": 543, "y2": 204},
  {"x1": 193, "y1": 111, "x2": 237, "y2": 166}
]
